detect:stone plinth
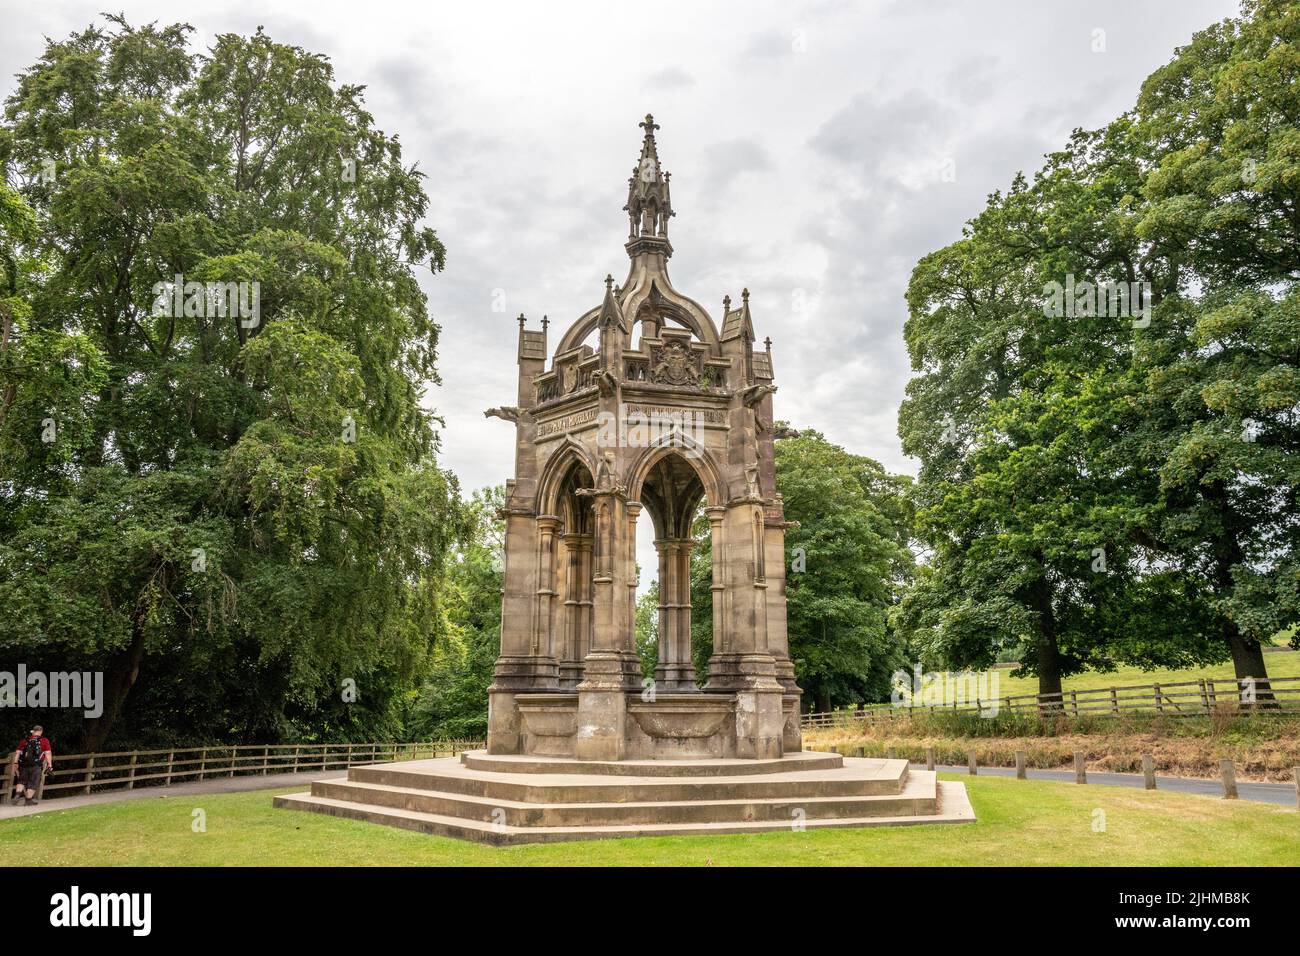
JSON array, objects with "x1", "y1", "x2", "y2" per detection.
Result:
[{"x1": 275, "y1": 750, "x2": 976, "y2": 844}]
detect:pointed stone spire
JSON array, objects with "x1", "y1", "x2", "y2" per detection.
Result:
[
  {"x1": 597, "y1": 274, "x2": 627, "y2": 332},
  {"x1": 624, "y1": 113, "x2": 675, "y2": 251}
]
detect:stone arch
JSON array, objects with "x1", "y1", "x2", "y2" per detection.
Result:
[
  {"x1": 535, "y1": 437, "x2": 599, "y2": 518},
  {"x1": 625, "y1": 432, "x2": 725, "y2": 511},
  {"x1": 556, "y1": 277, "x2": 720, "y2": 355}
]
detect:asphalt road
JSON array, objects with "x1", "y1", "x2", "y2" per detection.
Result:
[{"x1": 925, "y1": 763, "x2": 1298, "y2": 806}]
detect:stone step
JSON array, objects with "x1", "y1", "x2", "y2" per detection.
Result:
[
  {"x1": 347, "y1": 756, "x2": 910, "y2": 803},
  {"x1": 459, "y1": 750, "x2": 843, "y2": 777},
  {"x1": 308, "y1": 770, "x2": 941, "y2": 826},
  {"x1": 272, "y1": 781, "x2": 975, "y2": 845}
]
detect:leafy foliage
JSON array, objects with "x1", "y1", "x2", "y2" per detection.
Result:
[{"x1": 0, "y1": 17, "x2": 462, "y2": 750}]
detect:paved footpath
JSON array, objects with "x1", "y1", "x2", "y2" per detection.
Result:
[
  {"x1": 1, "y1": 761, "x2": 1294, "y2": 823},
  {"x1": 926, "y1": 763, "x2": 1298, "y2": 806},
  {"x1": 0, "y1": 770, "x2": 336, "y2": 821}
]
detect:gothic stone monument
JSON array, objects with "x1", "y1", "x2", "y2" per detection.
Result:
[
  {"x1": 486, "y1": 114, "x2": 798, "y2": 763},
  {"x1": 275, "y1": 117, "x2": 974, "y2": 842}
]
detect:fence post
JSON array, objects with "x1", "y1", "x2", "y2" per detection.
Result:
[
  {"x1": 1143, "y1": 754, "x2": 1156, "y2": 790},
  {"x1": 292, "y1": 746, "x2": 301, "y2": 773},
  {"x1": 199, "y1": 747, "x2": 208, "y2": 782},
  {"x1": 126, "y1": 752, "x2": 138, "y2": 790},
  {"x1": 886, "y1": 746, "x2": 897, "y2": 760},
  {"x1": 1199, "y1": 679, "x2": 1210, "y2": 714},
  {"x1": 1154, "y1": 683, "x2": 1163, "y2": 714},
  {"x1": 1293, "y1": 768, "x2": 1299, "y2": 810},
  {"x1": 1074, "y1": 752, "x2": 1086, "y2": 784},
  {"x1": 261, "y1": 745, "x2": 270, "y2": 775},
  {"x1": 1220, "y1": 759, "x2": 1238, "y2": 799},
  {"x1": 165, "y1": 750, "x2": 174, "y2": 786},
  {"x1": 82, "y1": 756, "x2": 95, "y2": 795},
  {"x1": 926, "y1": 746, "x2": 935, "y2": 771},
  {"x1": 4, "y1": 764, "x2": 14, "y2": 805},
  {"x1": 346, "y1": 743, "x2": 354, "y2": 769},
  {"x1": 1070, "y1": 691, "x2": 1079, "y2": 719},
  {"x1": 1110, "y1": 687, "x2": 1119, "y2": 716},
  {"x1": 967, "y1": 752, "x2": 977, "y2": 776},
  {"x1": 227, "y1": 747, "x2": 236, "y2": 778},
  {"x1": 1015, "y1": 751, "x2": 1026, "y2": 779}
]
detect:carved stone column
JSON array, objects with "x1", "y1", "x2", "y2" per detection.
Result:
[
  {"x1": 655, "y1": 537, "x2": 698, "y2": 691},
  {"x1": 558, "y1": 531, "x2": 593, "y2": 688},
  {"x1": 534, "y1": 515, "x2": 561, "y2": 660},
  {"x1": 704, "y1": 499, "x2": 784, "y2": 758},
  {"x1": 488, "y1": 509, "x2": 560, "y2": 754},
  {"x1": 575, "y1": 491, "x2": 639, "y2": 760}
]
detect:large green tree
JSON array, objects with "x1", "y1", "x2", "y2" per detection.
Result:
[
  {"x1": 897, "y1": 0, "x2": 1298, "y2": 696},
  {"x1": 0, "y1": 18, "x2": 462, "y2": 750},
  {"x1": 408, "y1": 488, "x2": 503, "y2": 742}
]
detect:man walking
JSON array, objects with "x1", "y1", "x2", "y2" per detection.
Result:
[{"x1": 11, "y1": 726, "x2": 52, "y2": 806}]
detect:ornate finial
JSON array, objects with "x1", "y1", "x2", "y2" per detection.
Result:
[
  {"x1": 625, "y1": 114, "x2": 674, "y2": 248},
  {"x1": 517, "y1": 313, "x2": 525, "y2": 330},
  {"x1": 742, "y1": 288, "x2": 750, "y2": 305},
  {"x1": 723, "y1": 294, "x2": 732, "y2": 313},
  {"x1": 764, "y1": 336, "x2": 772, "y2": 353},
  {"x1": 605, "y1": 274, "x2": 614, "y2": 292},
  {"x1": 541, "y1": 314, "x2": 549, "y2": 331}
]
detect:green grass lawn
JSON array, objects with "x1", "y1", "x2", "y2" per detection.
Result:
[
  {"x1": 992, "y1": 650, "x2": 1300, "y2": 698},
  {"x1": 1, "y1": 774, "x2": 1295, "y2": 866}
]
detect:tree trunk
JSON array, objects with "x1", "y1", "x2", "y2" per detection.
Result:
[
  {"x1": 1026, "y1": 566, "x2": 1064, "y2": 715},
  {"x1": 1206, "y1": 480, "x2": 1273, "y2": 701},
  {"x1": 1225, "y1": 621, "x2": 1274, "y2": 705},
  {"x1": 81, "y1": 617, "x2": 148, "y2": 752}
]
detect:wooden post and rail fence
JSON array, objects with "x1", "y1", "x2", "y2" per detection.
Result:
[
  {"x1": 800, "y1": 675, "x2": 1300, "y2": 730},
  {"x1": 3, "y1": 739, "x2": 484, "y2": 807}
]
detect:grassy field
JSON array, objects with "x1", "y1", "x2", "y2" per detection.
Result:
[
  {"x1": 0, "y1": 774, "x2": 1295, "y2": 866},
  {"x1": 989, "y1": 650, "x2": 1299, "y2": 698}
]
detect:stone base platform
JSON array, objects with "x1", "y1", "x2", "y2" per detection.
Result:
[{"x1": 273, "y1": 750, "x2": 975, "y2": 845}]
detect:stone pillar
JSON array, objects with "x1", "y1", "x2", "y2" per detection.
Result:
[
  {"x1": 704, "y1": 506, "x2": 727, "y2": 661},
  {"x1": 704, "y1": 500, "x2": 784, "y2": 758},
  {"x1": 575, "y1": 492, "x2": 639, "y2": 760},
  {"x1": 558, "y1": 531, "x2": 593, "y2": 688},
  {"x1": 488, "y1": 510, "x2": 559, "y2": 754},
  {"x1": 626, "y1": 502, "x2": 642, "y2": 690},
  {"x1": 534, "y1": 515, "x2": 561, "y2": 659},
  {"x1": 764, "y1": 506, "x2": 802, "y2": 751},
  {"x1": 655, "y1": 537, "x2": 698, "y2": 691}
]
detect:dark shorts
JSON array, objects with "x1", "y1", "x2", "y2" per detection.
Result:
[{"x1": 18, "y1": 764, "x2": 43, "y2": 791}]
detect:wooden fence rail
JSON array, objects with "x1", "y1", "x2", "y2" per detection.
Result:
[
  {"x1": 3, "y1": 739, "x2": 484, "y2": 806},
  {"x1": 801, "y1": 675, "x2": 1300, "y2": 729}
]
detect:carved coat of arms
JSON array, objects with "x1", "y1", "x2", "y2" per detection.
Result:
[{"x1": 650, "y1": 341, "x2": 700, "y2": 386}]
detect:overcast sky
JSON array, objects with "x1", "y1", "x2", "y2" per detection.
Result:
[{"x1": 4, "y1": 0, "x2": 1240, "y2": 499}]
